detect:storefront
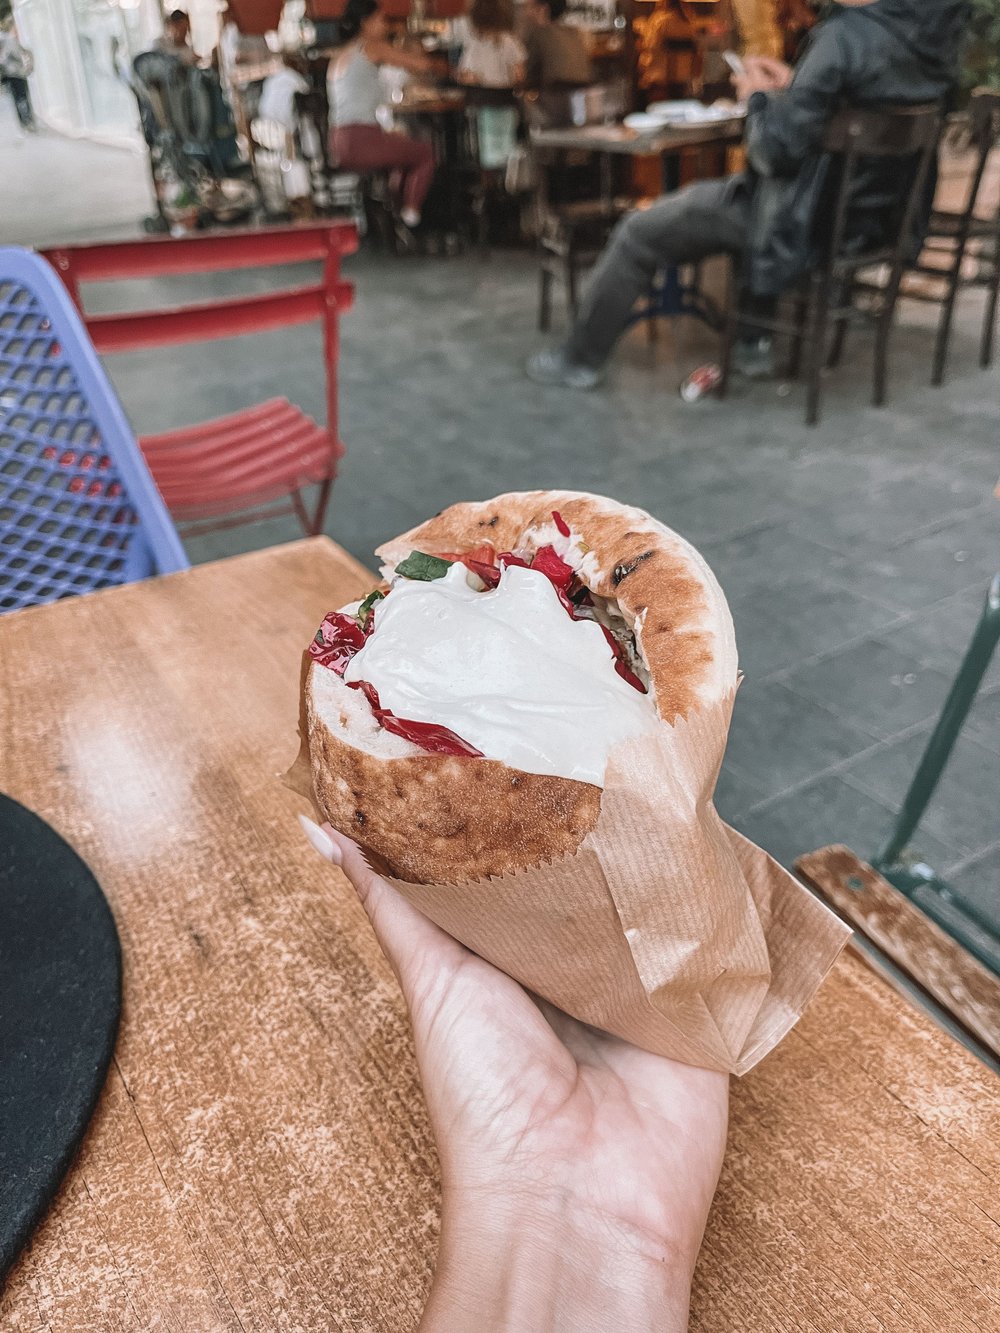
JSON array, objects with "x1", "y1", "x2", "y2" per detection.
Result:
[{"x1": 12, "y1": 0, "x2": 161, "y2": 140}]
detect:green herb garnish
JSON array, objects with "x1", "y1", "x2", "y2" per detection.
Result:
[
  {"x1": 394, "y1": 551, "x2": 453, "y2": 582},
  {"x1": 357, "y1": 588, "x2": 385, "y2": 628}
]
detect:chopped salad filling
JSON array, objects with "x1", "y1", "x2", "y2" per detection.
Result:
[{"x1": 309, "y1": 510, "x2": 649, "y2": 759}]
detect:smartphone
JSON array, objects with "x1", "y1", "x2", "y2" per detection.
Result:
[{"x1": 722, "y1": 50, "x2": 746, "y2": 79}]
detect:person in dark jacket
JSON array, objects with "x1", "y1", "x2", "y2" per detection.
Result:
[{"x1": 527, "y1": 0, "x2": 970, "y2": 390}]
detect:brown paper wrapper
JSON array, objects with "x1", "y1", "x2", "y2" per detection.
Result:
[{"x1": 286, "y1": 675, "x2": 850, "y2": 1075}]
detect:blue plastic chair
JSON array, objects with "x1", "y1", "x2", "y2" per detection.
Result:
[{"x1": 0, "y1": 247, "x2": 188, "y2": 614}]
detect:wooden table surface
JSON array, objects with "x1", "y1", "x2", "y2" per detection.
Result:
[
  {"x1": 1, "y1": 537, "x2": 997, "y2": 1332},
  {"x1": 529, "y1": 116, "x2": 744, "y2": 157}
]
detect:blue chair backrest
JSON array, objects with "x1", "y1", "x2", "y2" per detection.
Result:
[{"x1": 0, "y1": 246, "x2": 188, "y2": 614}]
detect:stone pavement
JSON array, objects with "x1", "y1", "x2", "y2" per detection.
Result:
[{"x1": 4, "y1": 104, "x2": 997, "y2": 957}]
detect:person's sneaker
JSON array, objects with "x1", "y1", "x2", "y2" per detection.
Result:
[
  {"x1": 526, "y1": 348, "x2": 602, "y2": 390},
  {"x1": 731, "y1": 336, "x2": 775, "y2": 381}
]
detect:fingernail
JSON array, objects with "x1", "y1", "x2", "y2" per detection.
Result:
[{"x1": 299, "y1": 814, "x2": 342, "y2": 865}]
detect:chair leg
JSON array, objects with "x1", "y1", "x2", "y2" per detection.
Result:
[
  {"x1": 539, "y1": 259, "x2": 553, "y2": 333},
  {"x1": 308, "y1": 476, "x2": 334, "y2": 536},
  {"x1": 826, "y1": 281, "x2": 852, "y2": 370},
  {"x1": 803, "y1": 277, "x2": 831, "y2": 427},
  {"x1": 981, "y1": 251, "x2": 1000, "y2": 368},
  {"x1": 290, "y1": 487, "x2": 313, "y2": 537},
  {"x1": 932, "y1": 250, "x2": 964, "y2": 386},
  {"x1": 717, "y1": 258, "x2": 740, "y2": 400},
  {"x1": 566, "y1": 253, "x2": 579, "y2": 320},
  {"x1": 787, "y1": 291, "x2": 808, "y2": 380},
  {"x1": 873, "y1": 267, "x2": 905, "y2": 408}
]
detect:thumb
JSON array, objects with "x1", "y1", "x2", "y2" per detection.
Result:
[{"x1": 299, "y1": 816, "x2": 467, "y2": 1006}]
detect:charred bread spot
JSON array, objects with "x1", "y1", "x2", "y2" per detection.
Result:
[{"x1": 612, "y1": 550, "x2": 654, "y2": 586}]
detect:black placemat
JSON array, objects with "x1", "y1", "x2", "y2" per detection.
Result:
[{"x1": 0, "y1": 793, "x2": 121, "y2": 1281}]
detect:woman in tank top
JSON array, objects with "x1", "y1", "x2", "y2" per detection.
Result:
[{"x1": 328, "y1": 0, "x2": 435, "y2": 229}]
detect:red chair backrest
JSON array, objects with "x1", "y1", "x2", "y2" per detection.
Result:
[{"x1": 42, "y1": 223, "x2": 357, "y2": 445}]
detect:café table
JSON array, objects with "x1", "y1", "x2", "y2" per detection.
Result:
[
  {"x1": 393, "y1": 86, "x2": 469, "y2": 236},
  {"x1": 530, "y1": 114, "x2": 745, "y2": 328},
  {"x1": 0, "y1": 536, "x2": 997, "y2": 1330}
]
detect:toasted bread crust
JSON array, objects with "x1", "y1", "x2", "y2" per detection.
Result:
[
  {"x1": 308, "y1": 665, "x2": 602, "y2": 882},
  {"x1": 306, "y1": 491, "x2": 736, "y2": 882}
]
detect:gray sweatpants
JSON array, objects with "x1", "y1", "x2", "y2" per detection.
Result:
[{"x1": 565, "y1": 175, "x2": 750, "y2": 369}]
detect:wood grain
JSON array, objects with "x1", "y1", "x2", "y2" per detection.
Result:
[
  {"x1": 797, "y1": 845, "x2": 1000, "y2": 1060},
  {"x1": 0, "y1": 538, "x2": 997, "y2": 1332}
]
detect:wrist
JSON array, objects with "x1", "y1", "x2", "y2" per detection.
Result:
[{"x1": 421, "y1": 1188, "x2": 696, "y2": 1333}]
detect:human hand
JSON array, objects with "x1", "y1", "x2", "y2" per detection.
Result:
[
  {"x1": 301, "y1": 818, "x2": 729, "y2": 1332},
  {"x1": 734, "y1": 54, "x2": 793, "y2": 100}
]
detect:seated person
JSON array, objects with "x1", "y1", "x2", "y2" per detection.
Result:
[
  {"x1": 521, "y1": 0, "x2": 593, "y2": 91},
  {"x1": 154, "y1": 9, "x2": 198, "y2": 66},
  {"x1": 258, "y1": 52, "x2": 310, "y2": 132},
  {"x1": 457, "y1": 0, "x2": 526, "y2": 89},
  {"x1": 327, "y1": 0, "x2": 435, "y2": 230},
  {"x1": 527, "y1": 0, "x2": 969, "y2": 390}
]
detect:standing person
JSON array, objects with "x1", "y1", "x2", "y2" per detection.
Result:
[
  {"x1": 154, "y1": 10, "x2": 198, "y2": 66},
  {"x1": 327, "y1": 0, "x2": 435, "y2": 230},
  {"x1": 457, "y1": 0, "x2": 526, "y2": 88},
  {"x1": 521, "y1": 0, "x2": 593, "y2": 91},
  {"x1": 527, "y1": 0, "x2": 971, "y2": 390},
  {"x1": 0, "y1": 17, "x2": 36, "y2": 131}
]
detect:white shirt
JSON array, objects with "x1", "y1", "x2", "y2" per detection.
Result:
[
  {"x1": 258, "y1": 66, "x2": 309, "y2": 130},
  {"x1": 458, "y1": 30, "x2": 526, "y2": 88}
]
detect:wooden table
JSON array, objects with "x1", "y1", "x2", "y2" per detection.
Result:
[
  {"x1": 530, "y1": 115, "x2": 745, "y2": 329},
  {"x1": 1, "y1": 537, "x2": 997, "y2": 1331},
  {"x1": 529, "y1": 114, "x2": 744, "y2": 158}
]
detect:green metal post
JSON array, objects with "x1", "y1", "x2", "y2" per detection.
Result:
[{"x1": 875, "y1": 572, "x2": 1000, "y2": 871}]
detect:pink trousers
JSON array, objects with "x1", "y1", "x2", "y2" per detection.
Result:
[{"x1": 331, "y1": 123, "x2": 434, "y2": 214}]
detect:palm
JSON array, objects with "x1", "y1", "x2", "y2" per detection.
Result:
[{"x1": 408, "y1": 947, "x2": 727, "y2": 1253}]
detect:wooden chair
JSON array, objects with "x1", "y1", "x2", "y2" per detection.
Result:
[
  {"x1": 525, "y1": 81, "x2": 635, "y2": 331},
  {"x1": 718, "y1": 102, "x2": 942, "y2": 425},
  {"x1": 901, "y1": 90, "x2": 1000, "y2": 385},
  {"x1": 461, "y1": 87, "x2": 525, "y2": 253},
  {"x1": 42, "y1": 223, "x2": 355, "y2": 539}
]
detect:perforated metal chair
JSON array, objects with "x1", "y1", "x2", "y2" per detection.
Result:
[{"x1": 0, "y1": 247, "x2": 188, "y2": 615}]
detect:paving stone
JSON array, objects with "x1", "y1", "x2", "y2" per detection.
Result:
[
  {"x1": 724, "y1": 680, "x2": 879, "y2": 806},
  {"x1": 779, "y1": 639, "x2": 955, "y2": 740},
  {"x1": 731, "y1": 577, "x2": 904, "y2": 680},
  {"x1": 731, "y1": 773, "x2": 959, "y2": 873},
  {"x1": 825, "y1": 523, "x2": 999, "y2": 613},
  {"x1": 842, "y1": 727, "x2": 999, "y2": 858},
  {"x1": 875, "y1": 588, "x2": 1000, "y2": 695}
]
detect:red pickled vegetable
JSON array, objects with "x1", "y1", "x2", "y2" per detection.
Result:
[
  {"x1": 348, "y1": 680, "x2": 484, "y2": 757},
  {"x1": 552, "y1": 509, "x2": 571, "y2": 538},
  {"x1": 463, "y1": 559, "x2": 501, "y2": 588},
  {"x1": 435, "y1": 543, "x2": 497, "y2": 573},
  {"x1": 497, "y1": 551, "x2": 531, "y2": 571},
  {"x1": 531, "y1": 544, "x2": 574, "y2": 588},
  {"x1": 309, "y1": 611, "x2": 367, "y2": 675},
  {"x1": 600, "y1": 624, "x2": 648, "y2": 694}
]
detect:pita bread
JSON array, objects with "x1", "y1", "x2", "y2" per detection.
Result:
[{"x1": 306, "y1": 491, "x2": 737, "y2": 883}]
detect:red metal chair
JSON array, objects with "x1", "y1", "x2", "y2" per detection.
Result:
[{"x1": 42, "y1": 223, "x2": 356, "y2": 538}]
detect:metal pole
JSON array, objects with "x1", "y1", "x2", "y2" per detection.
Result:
[{"x1": 876, "y1": 572, "x2": 1000, "y2": 869}]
